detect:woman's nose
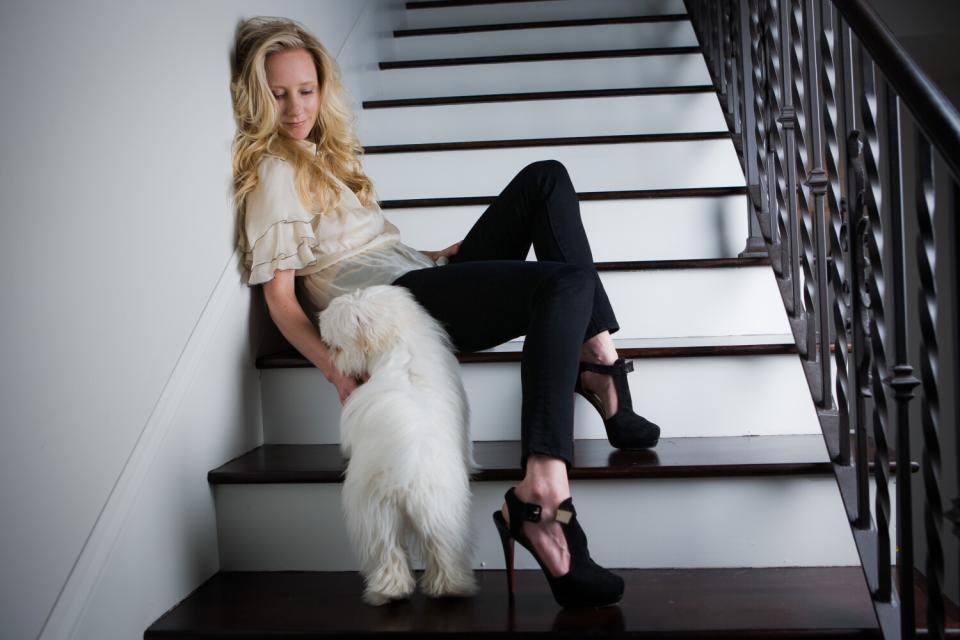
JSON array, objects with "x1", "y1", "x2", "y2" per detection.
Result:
[{"x1": 285, "y1": 95, "x2": 303, "y2": 116}]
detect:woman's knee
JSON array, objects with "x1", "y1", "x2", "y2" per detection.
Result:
[
  {"x1": 521, "y1": 159, "x2": 571, "y2": 193},
  {"x1": 536, "y1": 264, "x2": 595, "y2": 303}
]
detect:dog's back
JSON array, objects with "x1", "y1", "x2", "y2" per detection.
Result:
[{"x1": 341, "y1": 350, "x2": 470, "y2": 493}]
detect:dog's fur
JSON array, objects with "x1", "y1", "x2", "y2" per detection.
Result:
[{"x1": 318, "y1": 285, "x2": 477, "y2": 606}]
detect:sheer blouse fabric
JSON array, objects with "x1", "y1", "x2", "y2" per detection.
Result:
[{"x1": 241, "y1": 143, "x2": 436, "y2": 314}]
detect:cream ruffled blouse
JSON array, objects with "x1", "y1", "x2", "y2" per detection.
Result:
[{"x1": 241, "y1": 142, "x2": 437, "y2": 315}]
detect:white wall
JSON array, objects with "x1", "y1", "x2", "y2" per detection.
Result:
[{"x1": 0, "y1": 1, "x2": 393, "y2": 638}]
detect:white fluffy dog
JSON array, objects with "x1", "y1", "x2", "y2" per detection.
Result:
[{"x1": 317, "y1": 285, "x2": 478, "y2": 606}]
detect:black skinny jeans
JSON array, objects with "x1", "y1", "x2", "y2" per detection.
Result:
[{"x1": 391, "y1": 160, "x2": 620, "y2": 468}]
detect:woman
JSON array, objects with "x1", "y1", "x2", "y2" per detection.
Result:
[{"x1": 231, "y1": 16, "x2": 659, "y2": 608}]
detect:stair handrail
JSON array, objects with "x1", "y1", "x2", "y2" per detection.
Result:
[
  {"x1": 683, "y1": 1, "x2": 960, "y2": 639},
  {"x1": 832, "y1": 0, "x2": 960, "y2": 180}
]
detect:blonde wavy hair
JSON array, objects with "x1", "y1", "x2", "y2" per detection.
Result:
[{"x1": 230, "y1": 16, "x2": 377, "y2": 236}]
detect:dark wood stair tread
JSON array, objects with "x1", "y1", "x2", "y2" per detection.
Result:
[
  {"x1": 145, "y1": 567, "x2": 882, "y2": 638},
  {"x1": 363, "y1": 131, "x2": 735, "y2": 154},
  {"x1": 393, "y1": 15, "x2": 690, "y2": 38},
  {"x1": 362, "y1": 85, "x2": 717, "y2": 108},
  {"x1": 595, "y1": 257, "x2": 770, "y2": 270},
  {"x1": 381, "y1": 46, "x2": 699, "y2": 69},
  {"x1": 408, "y1": 0, "x2": 559, "y2": 8},
  {"x1": 208, "y1": 435, "x2": 835, "y2": 485},
  {"x1": 377, "y1": 186, "x2": 748, "y2": 209},
  {"x1": 257, "y1": 339, "x2": 794, "y2": 369}
]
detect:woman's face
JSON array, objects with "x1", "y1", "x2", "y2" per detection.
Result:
[{"x1": 265, "y1": 48, "x2": 320, "y2": 140}]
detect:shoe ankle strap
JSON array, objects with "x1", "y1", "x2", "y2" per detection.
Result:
[
  {"x1": 504, "y1": 488, "x2": 541, "y2": 531},
  {"x1": 505, "y1": 489, "x2": 578, "y2": 535},
  {"x1": 580, "y1": 358, "x2": 634, "y2": 375}
]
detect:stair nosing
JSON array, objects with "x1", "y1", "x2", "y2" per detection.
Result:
[
  {"x1": 362, "y1": 85, "x2": 717, "y2": 108},
  {"x1": 407, "y1": 0, "x2": 559, "y2": 9},
  {"x1": 146, "y1": 567, "x2": 886, "y2": 639},
  {"x1": 207, "y1": 436, "x2": 836, "y2": 485},
  {"x1": 380, "y1": 45, "x2": 700, "y2": 69},
  {"x1": 257, "y1": 341, "x2": 796, "y2": 370},
  {"x1": 378, "y1": 186, "x2": 748, "y2": 209},
  {"x1": 362, "y1": 131, "x2": 735, "y2": 154},
  {"x1": 595, "y1": 257, "x2": 770, "y2": 271},
  {"x1": 393, "y1": 14, "x2": 690, "y2": 38}
]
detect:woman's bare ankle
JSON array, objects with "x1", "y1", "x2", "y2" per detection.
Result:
[
  {"x1": 581, "y1": 331, "x2": 618, "y2": 365},
  {"x1": 516, "y1": 456, "x2": 569, "y2": 509},
  {"x1": 503, "y1": 455, "x2": 571, "y2": 523}
]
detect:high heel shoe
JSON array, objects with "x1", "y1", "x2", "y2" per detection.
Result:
[
  {"x1": 491, "y1": 488, "x2": 624, "y2": 608},
  {"x1": 575, "y1": 358, "x2": 660, "y2": 450}
]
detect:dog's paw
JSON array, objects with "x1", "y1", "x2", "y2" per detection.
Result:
[
  {"x1": 362, "y1": 566, "x2": 416, "y2": 606},
  {"x1": 361, "y1": 588, "x2": 394, "y2": 607},
  {"x1": 419, "y1": 568, "x2": 478, "y2": 599}
]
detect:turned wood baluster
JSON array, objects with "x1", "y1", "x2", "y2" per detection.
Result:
[
  {"x1": 916, "y1": 132, "x2": 946, "y2": 640},
  {"x1": 765, "y1": 0, "x2": 797, "y2": 319},
  {"x1": 766, "y1": 0, "x2": 789, "y2": 283},
  {"x1": 726, "y1": 0, "x2": 741, "y2": 137},
  {"x1": 704, "y1": 1, "x2": 719, "y2": 94},
  {"x1": 821, "y1": 0, "x2": 852, "y2": 463},
  {"x1": 716, "y1": 0, "x2": 729, "y2": 110},
  {"x1": 848, "y1": 133, "x2": 873, "y2": 533},
  {"x1": 841, "y1": 25, "x2": 873, "y2": 530},
  {"x1": 727, "y1": 0, "x2": 766, "y2": 260},
  {"x1": 950, "y1": 178, "x2": 960, "y2": 627},
  {"x1": 738, "y1": 0, "x2": 768, "y2": 259},
  {"x1": 776, "y1": 0, "x2": 805, "y2": 350},
  {"x1": 856, "y1": 43, "x2": 893, "y2": 603},
  {"x1": 879, "y1": 86, "x2": 918, "y2": 640},
  {"x1": 750, "y1": 0, "x2": 775, "y2": 249},
  {"x1": 789, "y1": 0, "x2": 819, "y2": 372},
  {"x1": 802, "y1": 0, "x2": 833, "y2": 411}
]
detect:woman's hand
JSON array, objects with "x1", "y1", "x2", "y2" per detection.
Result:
[
  {"x1": 420, "y1": 241, "x2": 462, "y2": 264},
  {"x1": 328, "y1": 369, "x2": 370, "y2": 405}
]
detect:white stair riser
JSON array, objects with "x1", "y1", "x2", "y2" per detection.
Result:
[
  {"x1": 261, "y1": 354, "x2": 820, "y2": 444},
  {"x1": 314, "y1": 267, "x2": 787, "y2": 341},
  {"x1": 215, "y1": 476, "x2": 870, "y2": 571},
  {"x1": 359, "y1": 94, "x2": 728, "y2": 146},
  {"x1": 365, "y1": 142, "x2": 745, "y2": 201},
  {"x1": 598, "y1": 268, "x2": 790, "y2": 337},
  {"x1": 388, "y1": 196, "x2": 750, "y2": 262},
  {"x1": 401, "y1": 0, "x2": 686, "y2": 29},
  {"x1": 358, "y1": 93, "x2": 727, "y2": 146},
  {"x1": 391, "y1": 21, "x2": 698, "y2": 60},
  {"x1": 376, "y1": 55, "x2": 710, "y2": 99}
]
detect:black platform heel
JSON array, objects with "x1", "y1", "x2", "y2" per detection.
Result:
[
  {"x1": 575, "y1": 358, "x2": 660, "y2": 450},
  {"x1": 491, "y1": 488, "x2": 624, "y2": 608}
]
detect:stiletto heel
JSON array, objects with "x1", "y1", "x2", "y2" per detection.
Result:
[
  {"x1": 493, "y1": 511, "x2": 516, "y2": 596},
  {"x1": 575, "y1": 358, "x2": 660, "y2": 450},
  {"x1": 491, "y1": 488, "x2": 624, "y2": 608}
]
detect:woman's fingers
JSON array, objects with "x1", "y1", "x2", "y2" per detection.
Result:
[
  {"x1": 337, "y1": 374, "x2": 370, "y2": 404},
  {"x1": 419, "y1": 242, "x2": 462, "y2": 261}
]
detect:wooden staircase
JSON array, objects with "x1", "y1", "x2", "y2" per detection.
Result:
[{"x1": 145, "y1": 0, "x2": 959, "y2": 637}]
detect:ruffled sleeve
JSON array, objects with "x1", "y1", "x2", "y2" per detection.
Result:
[{"x1": 241, "y1": 156, "x2": 320, "y2": 285}]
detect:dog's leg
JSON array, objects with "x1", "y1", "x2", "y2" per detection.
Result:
[
  {"x1": 407, "y1": 478, "x2": 478, "y2": 599},
  {"x1": 343, "y1": 479, "x2": 415, "y2": 606}
]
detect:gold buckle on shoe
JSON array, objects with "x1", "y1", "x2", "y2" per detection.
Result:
[{"x1": 556, "y1": 508, "x2": 573, "y2": 524}]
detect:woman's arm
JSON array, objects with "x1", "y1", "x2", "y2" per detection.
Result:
[{"x1": 262, "y1": 269, "x2": 360, "y2": 404}]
